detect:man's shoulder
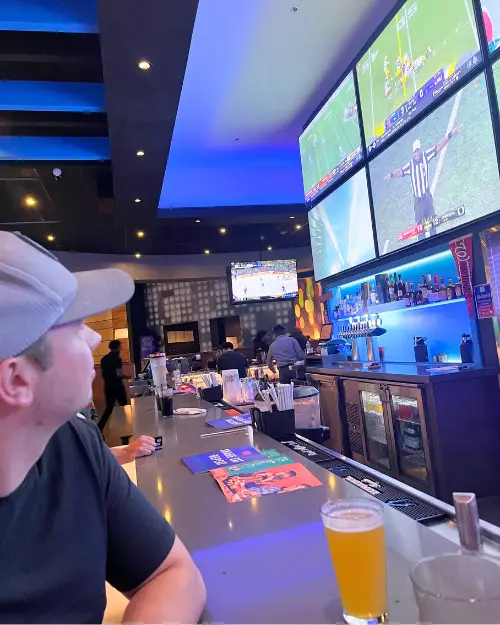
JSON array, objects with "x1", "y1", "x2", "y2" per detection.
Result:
[{"x1": 51, "y1": 416, "x2": 104, "y2": 466}]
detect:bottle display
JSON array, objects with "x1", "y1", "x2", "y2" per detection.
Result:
[{"x1": 420, "y1": 274, "x2": 429, "y2": 304}]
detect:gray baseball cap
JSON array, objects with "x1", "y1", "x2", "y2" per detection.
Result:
[{"x1": 0, "y1": 231, "x2": 135, "y2": 360}]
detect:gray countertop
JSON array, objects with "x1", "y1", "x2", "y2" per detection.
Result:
[
  {"x1": 127, "y1": 394, "x2": 462, "y2": 623},
  {"x1": 306, "y1": 362, "x2": 500, "y2": 383}
]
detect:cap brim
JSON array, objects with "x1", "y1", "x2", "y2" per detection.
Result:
[{"x1": 55, "y1": 268, "x2": 135, "y2": 326}]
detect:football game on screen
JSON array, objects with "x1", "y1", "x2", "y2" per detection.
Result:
[
  {"x1": 370, "y1": 74, "x2": 500, "y2": 255},
  {"x1": 308, "y1": 169, "x2": 376, "y2": 281},
  {"x1": 357, "y1": 0, "x2": 481, "y2": 154},
  {"x1": 299, "y1": 73, "x2": 362, "y2": 203}
]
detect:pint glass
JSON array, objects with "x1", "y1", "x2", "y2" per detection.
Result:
[{"x1": 321, "y1": 498, "x2": 387, "y2": 624}]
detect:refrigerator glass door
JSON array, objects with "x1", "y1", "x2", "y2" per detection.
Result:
[
  {"x1": 391, "y1": 394, "x2": 428, "y2": 483},
  {"x1": 360, "y1": 390, "x2": 391, "y2": 469}
]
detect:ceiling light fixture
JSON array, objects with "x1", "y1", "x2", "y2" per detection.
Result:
[
  {"x1": 138, "y1": 60, "x2": 151, "y2": 70},
  {"x1": 137, "y1": 230, "x2": 145, "y2": 238},
  {"x1": 295, "y1": 224, "x2": 302, "y2": 230},
  {"x1": 47, "y1": 234, "x2": 55, "y2": 242},
  {"x1": 219, "y1": 227, "x2": 227, "y2": 234},
  {"x1": 135, "y1": 253, "x2": 142, "y2": 259},
  {"x1": 204, "y1": 249, "x2": 210, "y2": 255},
  {"x1": 136, "y1": 150, "x2": 145, "y2": 157},
  {"x1": 134, "y1": 198, "x2": 141, "y2": 203},
  {"x1": 289, "y1": 216, "x2": 295, "y2": 219},
  {"x1": 267, "y1": 245, "x2": 273, "y2": 251},
  {"x1": 24, "y1": 195, "x2": 37, "y2": 207},
  {"x1": 195, "y1": 219, "x2": 201, "y2": 223}
]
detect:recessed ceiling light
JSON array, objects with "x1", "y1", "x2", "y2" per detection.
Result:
[
  {"x1": 289, "y1": 216, "x2": 295, "y2": 219},
  {"x1": 136, "y1": 150, "x2": 145, "y2": 157},
  {"x1": 134, "y1": 198, "x2": 141, "y2": 203},
  {"x1": 138, "y1": 60, "x2": 151, "y2": 70},
  {"x1": 195, "y1": 219, "x2": 201, "y2": 223},
  {"x1": 219, "y1": 227, "x2": 227, "y2": 234},
  {"x1": 204, "y1": 249, "x2": 210, "y2": 255},
  {"x1": 295, "y1": 224, "x2": 302, "y2": 230},
  {"x1": 267, "y1": 245, "x2": 273, "y2": 251},
  {"x1": 24, "y1": 195, "x2": 37, "y2": 207},
  {"x1": 47, "y1": 234, "x2": 55, "y2": 242},
  {"x1": 135, "y1": 253, "x2": 142, "y2": 259},
  {"x1": 137, "y1": 230, "x2": 145, "y2": 238}
]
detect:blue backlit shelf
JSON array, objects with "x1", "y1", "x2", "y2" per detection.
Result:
[{"x1": 368, "y1": 297, "x2": 465, "y2": 315}]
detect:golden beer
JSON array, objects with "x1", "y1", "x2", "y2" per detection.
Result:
[{"x1": 321, "y1": 499, "x2": 387, "y2": 623}]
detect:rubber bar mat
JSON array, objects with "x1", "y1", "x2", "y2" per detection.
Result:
[
  {"x1": 277, "y1": 435, "x2": 333, "y2": 463},
  {"x1": 318, "y1": 458, "x2": 446, "y2": 524}
]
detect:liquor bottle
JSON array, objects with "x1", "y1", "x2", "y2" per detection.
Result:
[
  {"x1": 439, "y1": 278, "x2": 447, "y2": 301},
  {"x1": 446, "y1": 279, "x2": 455, "y2": 300},
  {"x1": 455, "y1": 278, "x2": 463, "y2": 298},
  {"x1": 408, "y1": 281, "x2": 416, "y2": 306},
  {"x1": 431, "y1": 275, "x2": 440, "y2": 303},
  {"x1": 388, "y1": 275, "x2": 395, "y2": 302},
  {"x1": 415, "y1": 282, "x2": 423, "y2": 305},
  {"x1": 355, "y1": 291, "x2": 362, "y2": 314},
  {"x1": 404, "y1": 282, "x2": 411, "y2": 307},
  {"x1": 384, "y1": 275, "x2": 391, "y2": 303},
  {"x1": 421, "y1": 274, "x2": 429, "y2": 304},
  {"x1": 397, "y1": 274, "x2": 405, "y2": 299},
  {"x1": 334, "y1": 306, "x2": 339, "y2": 320},
  {"x1": 370, "y1": 282, "x2": 378, "y2": 305}
]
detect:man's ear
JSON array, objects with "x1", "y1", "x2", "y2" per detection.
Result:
[{"x1": 0, "y1": 358, "x2": 38, "y2": 408}]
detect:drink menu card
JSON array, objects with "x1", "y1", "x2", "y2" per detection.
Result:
[
  {"x1": 211, "y1": 462, "x2": 322, "y2": 503},
  {"x1": 222, "y1": 449, "x2": 293, "y2": 475},
  {"x1": 182, "y1": 446, "x2": 266, "y2": 474},
  {"x1": 206, "y1": 414, "x2": 252, "y2": 430}
]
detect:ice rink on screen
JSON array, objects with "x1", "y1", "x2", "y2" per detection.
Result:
[{"x1": 232, "y1": 272, "x2": 297, "y2": 301}]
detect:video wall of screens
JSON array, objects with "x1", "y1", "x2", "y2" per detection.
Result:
[
  {"x1": 299, "y1": 72, "x2": 362, "y2": 204},
  {"x1": 308, "y1": 168, "x2": 375, "y2": 281},
  {"x1": 370, "y1": 73, "x2": 500, "y2": 255},
  {"x1": 357, "y1": 0, "x2": 481, "y2": 155},
  {"x1": 482, "y1": 1, "x2": 500, "y2": 54}
]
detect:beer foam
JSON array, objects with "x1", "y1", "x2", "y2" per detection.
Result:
[{"x1": 322, "y1": 506, "x2": 383, "y2": 533}]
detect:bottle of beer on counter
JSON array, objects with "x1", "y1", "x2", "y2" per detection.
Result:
[
  {"x1": 415, "y1": 282, "x2": 423, "y2": 305},
  {"x1": 404, "y1": 282, "x2": 411, "y2": 307},
  {"x1": 446, "y1": 279, "x2": 455, "y2": 300},
  {"x1": 455, "y1": 278, "x2": 463, "y2": 298},
  {"x1": 408, "y1": 281, "x2": 416, "y2": 306},
  {"x1": 397, "y1": 274, "x2": 405, "y2": 299},
  {"x1": 420, "y1": 274, "x2": 429, "y2": 304},
  {"x1": 439, "y1": 278, "x2": 447, "y2": 301}
]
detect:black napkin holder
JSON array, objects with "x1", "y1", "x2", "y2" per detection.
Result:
[
  {"x1": 250, "y1": 407, "x2": 295, "y2": 439},
  {"x1": 199, "y1": 385, "x2": 223, "y2": 403}
]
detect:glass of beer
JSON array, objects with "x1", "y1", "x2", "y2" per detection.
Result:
[{"x1": 321, "y1": 498, "x2": 387, "y2": 624}]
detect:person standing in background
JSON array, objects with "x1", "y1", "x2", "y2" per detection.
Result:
[
  {"x1": 99, "y1": 339, "x2": 128, "y2": 432},
  {"x1": 253, "y1": 330, "x2": 269, "y2": 358},
  {"x1": 267, "y1": 325, "x2": 304, "y2": 383},
  {"x1": 217, "y1": 342, "x2": 248, "y2": 379},
  {"x1": 290, "y1": 329, "x2": 308, "y2": 352}
]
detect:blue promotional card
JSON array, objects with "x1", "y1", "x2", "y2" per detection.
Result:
[
  {"x1": 206, "y1": 414, "x2": 252, "y2": 430},
  {"x1": 183, "y1": 446, "x2": 266, "y2": 474}
]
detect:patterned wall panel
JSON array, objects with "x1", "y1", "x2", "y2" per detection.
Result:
[
  {"x1": 294, "y1": 277, "x2": 323, "y2": 340},
  {"x1": 145, "y1": 278, "x2": 293, "y2": 352}
]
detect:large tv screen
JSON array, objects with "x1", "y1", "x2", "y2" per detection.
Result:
[
  {"x1": 481, "y1": 1, "x2": 500, "y2": 55},
  {"x1": 299, "y1": 72, "x2": 362, "y2": 204},
  {"x1": 229, "y1": 260, "x2": 299, "y2": 304},
  {"x1": 357, "y1": 0, "x2": 481, "y2": 155},
  {"x1": 370, "y1": 74, "x2": 500, "y2": 255},
  {"x1": 308, "y1": 169, "x2": 376, "y2": 281}
]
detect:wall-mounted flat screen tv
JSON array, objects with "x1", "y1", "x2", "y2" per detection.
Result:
[
  {"x1": 481, "y1": 1, "x2": 500, "y2": 55},
  {"x1": 357, "y1": 0, "x2": 481, "y2": 155},
  {"x1": 370, "y1": 74, "x2": 500, "y2": 255},
  {"x1": 308, "y1": 168, "x2": 376, "y2": 281},
  {"x1": 229, "y1": 260, "x2": 299, "y2": 304},
  {"x1": 299, "y1": 72, "x2": 363, "y2": 204}
]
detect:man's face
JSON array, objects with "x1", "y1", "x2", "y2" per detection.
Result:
[
  {"x1": 33, "y1": 323, "x2": 100, "y2": 423},
  {"x1": 413, "y1": 148, "x2": 422, "y2": 162}
]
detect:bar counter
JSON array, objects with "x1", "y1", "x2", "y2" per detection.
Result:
[{"x1": 123, "y1": 393, "x2": 468, "y2": 623}]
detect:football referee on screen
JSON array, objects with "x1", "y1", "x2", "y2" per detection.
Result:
[{"x1": 385, "y1": 125, "x2": 461, "y2": 240}]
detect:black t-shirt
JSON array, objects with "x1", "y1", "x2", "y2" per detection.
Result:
[
  {"x1": 0, "y1": 418, "x2": 175, "y2": 623},
  {"x1": 101, "y1": 351, "x2": 122, "y2": 385},
  {"x1": 216, "y1": 350, "x2": 248, "y2": 379}
]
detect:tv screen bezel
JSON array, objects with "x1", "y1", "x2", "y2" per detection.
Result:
[{"x1": 227, "y1": 259, "x2": 299, "y2": 306}]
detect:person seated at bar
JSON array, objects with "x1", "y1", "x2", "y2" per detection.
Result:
[
  {"x1": 217, "y1": 341, "x2": 248, "y2": 378},
  {"x1": 0, "y1": 232, "x2": 206, "y2": 623},
  {"x1": 290, "y1": 328, "x2": 308, "y2": 351},
  {"x1": 267, "y1": 324, "x2": 305, "y2": 383},
  {"x1": 252, "y1": 330, "x2": 269, "y2": 357}
]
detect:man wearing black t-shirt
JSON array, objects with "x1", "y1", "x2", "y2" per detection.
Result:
[
  {"x1": 216, "y1": 342, "x2": 248, "y2": 379},
  {"x1": 0, "y1": 232, "x2": 206, "y2": 623},
  {"x1": 99, "y1": 339, "x2": 128, "y2": 432}
]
